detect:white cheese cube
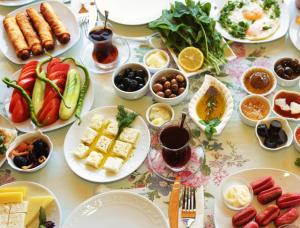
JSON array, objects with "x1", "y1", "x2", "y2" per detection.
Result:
[
  {"x1": 89, "y1": 114, "x2": 104, "y2": 131},
  {"x1": 81, "y1": 127, "x2": 98, "y2": 145},
  {"x1": 10, "y1": 201, "x2": 28, "y2": 213},
  {"x1": 103, "y1": 157, "x2": 123, "y2": 173},
  {"x1": 291, "y1": 102, "x2": 300, "y2": 114},
  {"x1": 275, "y1": 98, "x2": 290, "y2": 111},
  {"x1": 0, "y1": 214, "x2": 8, "y2": 228},
  {"x1": 104, "y1": 120, "x2": 118, "y2": 136},
  {"x1": 112, "y1": 140, "x2": 132, "y2": 159},
  {"x1": 0, "y1": 204, "x2": 10, "y2": 214},
  {"x1": 86, "y1": 151, "x2": 103, "y2": 168},
  {"x1": 74, "y1": 143, "x2": 90, "y2": 159},
  {"x1": 95, "y1": 136, "x2": 113, "y2": 153},
  {"x1": 119, "y1": 128, "x2": 140, "y2": 144},
  {"x1": 8, "y1": 213, "x2": 25, "y2": 228}
]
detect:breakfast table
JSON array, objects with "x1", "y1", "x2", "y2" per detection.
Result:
[{"x1": 0, "y1": 0, "x2": 300, "y2": 227}]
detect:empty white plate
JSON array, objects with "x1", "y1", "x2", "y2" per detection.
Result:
[{"x1": 63, "y1": 191, "x2": 168, "y2": 228}]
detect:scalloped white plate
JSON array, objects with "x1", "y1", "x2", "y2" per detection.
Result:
[
  {"x1": 188, "y1": 74, "x2": 234, "y2": 135},
  {"x1": 2, "y1": 61, "x2": 94, "y2": 133},
  {"x1": 214, "y1": 168, "x2": 300, "y2": 228},
  {"x1": 0, "y1": 1, "x2": 80, "y2": 64},
  {"x1": 0, "y1": 0, "x2": 36, "y2": 6},
  {"x1": 1, "y1": 181, "x2": 62, "y2": 228},
  {"x1": 63, "y1": 190, "x2": 168, "y2": 228}
]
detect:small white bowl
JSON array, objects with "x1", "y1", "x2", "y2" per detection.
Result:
[
  {"x1": 241, "y1": 67, "x2": 277, "y2": 96},
  {"x1": 272, "y1": 90, "x2": 300, "y2": 121},
  {"x1": 239, "y1": 95, "x2": 272, "y2": 127},
  {"x1": 145, "y1": 103, "x2": 175, "y2": 129},
  {"x1": 221, "y1": 177, "x2": 253, "y2": 211},
  {"x1": 293, "y1": 124, "x2": 300, "y2": 152},
  {"x1": 150, "y1": 68, "x2": 189, "y2": 106},
  {"x1": 143, "y1": 49, "x2": 170, "y2": 74},
  {"x1": 188, "y1": 74, "x2": 234, "y2": 135},
  {"x1": 273, "y1": 58, "x2": 300, "y2": 87},
  {"x1": 6, "y1": 131, "x2": 53, "y2": 173},
  {"x1": 255, "y1": 117, "x2": 293, "y2": 151},
  {"x1": 112, "y1": 62, "x2": 150, "y2": 100}
]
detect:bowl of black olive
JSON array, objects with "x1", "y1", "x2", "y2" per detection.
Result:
[
  {"x1": 274, "y1": 57, "x2": 300, "y2": 87},
  {"x1": 112, "y1": 62, "x2": 150, "y2": 100},
  {"x1": 6, "y1": 131, "x2": 53, "y2": 172},
  {"x1": 255, "y1": 117, "x2": 293, "y2": 151}
]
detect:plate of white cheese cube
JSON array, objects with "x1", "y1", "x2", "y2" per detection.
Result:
[{"x1": 64, "y1": 106, "x2": 151, "y2": 183}]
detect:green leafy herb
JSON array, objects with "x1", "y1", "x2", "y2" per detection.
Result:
[
  {"x1": 0, "y1": 136, "x2": 6, "y2": 155},
  {"x1": 39, "y1": 207, "x2": 47, "y2": 228},
  {"x1": 116, "y1": 105, "x2": 138, "y2": 136},
  {"x1": 295, "y1": 158, "x2": 300, "y2": 167},
  {"x1": 199, "y1": 118, "x2": 221, "y2": 140},
  {"x1": 148, "y1": 0, "x2": 226, "y2": 74},
  {"x1": 262, "y1": 25, "x2": 271, "y2": 30},
  {"x1": 263, "y1": 0, "x2": 280, "y2": 18}
]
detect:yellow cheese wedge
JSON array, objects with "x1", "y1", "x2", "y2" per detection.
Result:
[
  {"x1": 0, "y1": 192, "x2": 23, "y2": 204},
  {"x1": 0, "y1": 186, "x2": 27, "y2": 196},
  {"x1": 25, "y1": 196, "x2": 53, "y2": 226}
]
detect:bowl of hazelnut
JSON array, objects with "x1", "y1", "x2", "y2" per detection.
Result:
[{"x1": 150, "y1": 68, "x2": 189, "y2": 106}]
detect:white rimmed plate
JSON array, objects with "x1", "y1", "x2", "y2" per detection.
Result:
[
  {"x1": 0, "y1": 0, "x2": 36, "y2": 6},
  {"x1": 0, "y1": 1, "x2": 80, "y2": 65},
  {"x1": 214, "y1": 0, "x2": 289, "y2": 43},
  {"x1": 2, "y1": 61, "x2": 94, "y2": 133},
  {"x1": 96, "y1": 0, "x2": 172, "y2": 25},
  {"x1": 289, "y1": 14, "x2": 300, "y2": 52},
  {"x1": 1, "y1": 181, "x2": 62, "y2": 228},
  {"x1": 0, "y1": 114, "x2": 17, "y2": 168},
  {"x1": 63, "y1": 190, "x2": 168, "y2": 228},
  {"x1": 188, "y1": 74, "x2": 234, "y2": 135},
  {"x1": 214, "y1": 168, "x2": 300, "y2": 228},
  {"x1": 64, "y1": 106, "x2": 151, "y2": 183}
]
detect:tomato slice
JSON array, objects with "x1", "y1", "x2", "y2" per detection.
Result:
[
  {"x1": 47, "y1": 58, "x2": 61, "y2": 73},
  {"x1": 11, "y1": 98, "x2": 29, "y2": 123},
  {"x1": 18, "y1": 77, "x2": 36, "y2": 92},
  {"x1": 20, "y1": 65, "x2": 37, "y2": 77},
  {"x1": 47, "y1": 71, "x2": 68, "y2": 80},
  {"x1": 22, "y1": 61, "x2": 38, "y2": 72},
  {"x1": 18, "y1": 70, "x2": 37, "y2": 82},
  {"x1": 38, "y1": 98, "x2": 60, "y2": 126},
  {"x1": 9, "y1": 91, "x2": 21, "y2": 113},
  {"x1": 47, "y1": 63, "x2": 70, "y2": 76}
]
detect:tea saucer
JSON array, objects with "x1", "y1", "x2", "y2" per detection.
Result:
[
  {"x1": 147, "y1": 146, "x2": 204, "y2": 182},
  {"x1": 80, "y1": 37, "x2": 130, "y2": 74}
]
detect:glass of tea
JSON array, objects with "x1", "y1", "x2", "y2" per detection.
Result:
[
  {"x1": 158, "y1": 119, "x2": 191, "y2": 172},
  {"x1": 88, "y1": 21, "x2": 118, "y2": 69}
]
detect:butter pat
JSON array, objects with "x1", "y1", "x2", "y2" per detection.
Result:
[
  {"x1": 149, "y1": 106, "x2": 172, "y2": 127},
  {"x1": 0, "y1": 192, "x2": 23, "y2": 204},
  {"x1": 146, "y1": 51, "x2": 168, "y2": 68},
  {"x1": 224, "y1": 184, "x2": 251, "y2": 209}
]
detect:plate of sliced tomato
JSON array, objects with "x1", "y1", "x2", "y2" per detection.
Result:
[{"x1": 2, "y1": 57, "x2": 94, "y2": 132}]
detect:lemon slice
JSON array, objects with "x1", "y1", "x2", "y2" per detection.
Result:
[{"x1": 178, "y1": 47, "x2": 204, "y2": 72}]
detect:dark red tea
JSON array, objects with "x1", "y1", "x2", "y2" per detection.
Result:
[
  {"x1": 160, "y1": 125, "x2": 191, "y2": 168},
  {"x1": 89, "y1": 28, "x2": 118, "y2": 64}
]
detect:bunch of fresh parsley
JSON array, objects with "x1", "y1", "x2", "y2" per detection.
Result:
[
  {"x1": 116, "y1": 105, "x2": 138, "y2": 136},
  {"x1": 199, "y1": 118, "x2": 221, "y2": 140}
]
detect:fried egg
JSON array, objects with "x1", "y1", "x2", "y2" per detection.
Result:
[{"x1": 228, "y1": 0, "x2": 280, "y2": 40}]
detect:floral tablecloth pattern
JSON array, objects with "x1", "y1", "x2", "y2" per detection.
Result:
[{"x1": 1, "y1": 1, "x2": 300, "y2": 227}]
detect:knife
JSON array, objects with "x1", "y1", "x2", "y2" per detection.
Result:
[
  {"x1": 168, "y1": 176, "x2": 181, "y2": 228},
  {"x1": 88, "y1": 0, "x2": 97, "y2": 31}
]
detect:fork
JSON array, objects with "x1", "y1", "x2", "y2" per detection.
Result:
[
  {"x1": 79, "y1": 15, "x2": 89, "y2": 37},
  {"x1": 181, "y1": 186, "x2": 196, "y2": 228}
]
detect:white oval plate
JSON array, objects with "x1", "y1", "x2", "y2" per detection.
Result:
[
  {"x1": 2, "y1": 62, "x2": 94, "y2": 133},
  {"x1": 214, "y1": 0, "x2": 289, "y2": 44},
  {"x1": 1, "y1": 181, "x2": 62, "y2": 228},
  {"x1": 188, "y1": 74, "x2": 234, "y2": 135},
  {"x1": 0, "y1": 1, "x2": 80, "y2": 65},
  {"x1": 64, "y1": 106, "x2": 151, "y2": 183},
  {"x1": 96, "y1": 0, "x2": 172, "y2": 25},
  {"x1": 290, "y1": 14, "x2": 300, "y2": 52},
  {"x1": 63, "y1": 190, "x2": 168, "y2": 228},
  {"x1": 214, "y1": 168, "x2": 300, "y2": 228},
  {"x1": 0, "y1": 114, "x2": 17, "y2": 168},
  {"x1": 0, "y1": 0, "x2": 36, "y2": 6}
]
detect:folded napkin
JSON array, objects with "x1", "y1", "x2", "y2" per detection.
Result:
[{"x1": 94, "y1": 185, "x2": 204, "y2": 228}]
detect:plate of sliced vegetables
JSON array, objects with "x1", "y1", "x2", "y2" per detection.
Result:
[{"x1": 1, "y1": 56, "x2": 94, "y2": 133}]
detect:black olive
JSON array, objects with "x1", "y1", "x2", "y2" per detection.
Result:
[
  {"x1": 13, "y1": 156, "x2": 29, "y2": 168},
  {"x1": 130, "y1": 80, "x2": 138, "y2": 91},
  {"x1": 269, "y1": 120, "x2": 282, "y2": 133},
  {"x1": 291, "y1": 59, "x2": 299, "y2": 68},
  {"x1": 117, "y1": 83, "x2": 125, "y2": 91},
  {"x1": 28, "y1": 152, "x2": 37, "y2": 162},
  {"x1": 136, "y1": 69, "x2": 146, "y2": 78},
  {"x1": 138, "y1": 83, "x2": 144, "y2": 89},
  {"x1": 257, "y1": 124, "x2": 269, "y2": 137},
  {"x1": 284, "y1": 67, "x2": 293, "y2": 76},
  {"x1": 135, "y1": 76, "x2": 144, "y2": 84},
  {"x1": 127, "y1": 71, "x2": 135, "y2": 79},
  {"x1": 282, "y1": 60, "x2": 291, "y2": 67},
  {"x1": 32, "y1": 139, "x2": 49, "y2": 157},
  {"x1": 295, "y1": 65, "x2": 300, "y2": 74},
  {"x1": 114, "y1": 75, "x2": 123, "y2": 85},
  {"x1": 263, "y1": 137, "x2": 277, "y2": 149},
  {"x1": 277, "y1": 129, "x2": 287, "y2": 145},
  {"x1": 123, "y1": 78, "x2": 130, "y2": 87},
  {"x1": 124, "y1": 68, "x2": 133, "y2": 75},
  {"x1": 276, "y1": 67, "x2": 285, "y2": 76}
]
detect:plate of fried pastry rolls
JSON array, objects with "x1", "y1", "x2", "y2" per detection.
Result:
[{"x1": 0, "y1": 1, "x2": 80, "y2": 64}]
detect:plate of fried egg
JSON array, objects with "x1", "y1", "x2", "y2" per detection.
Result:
[{"x1": 214, "y1": 0, "x2": 289, "y2": 43}]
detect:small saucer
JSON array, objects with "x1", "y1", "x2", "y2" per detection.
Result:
[
  {"x1": 147, "y1": 145, "x2": 204, "y2": 182},
  {"x1": 80, "y1": 37, "x2": 130, "y2": 74}
]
